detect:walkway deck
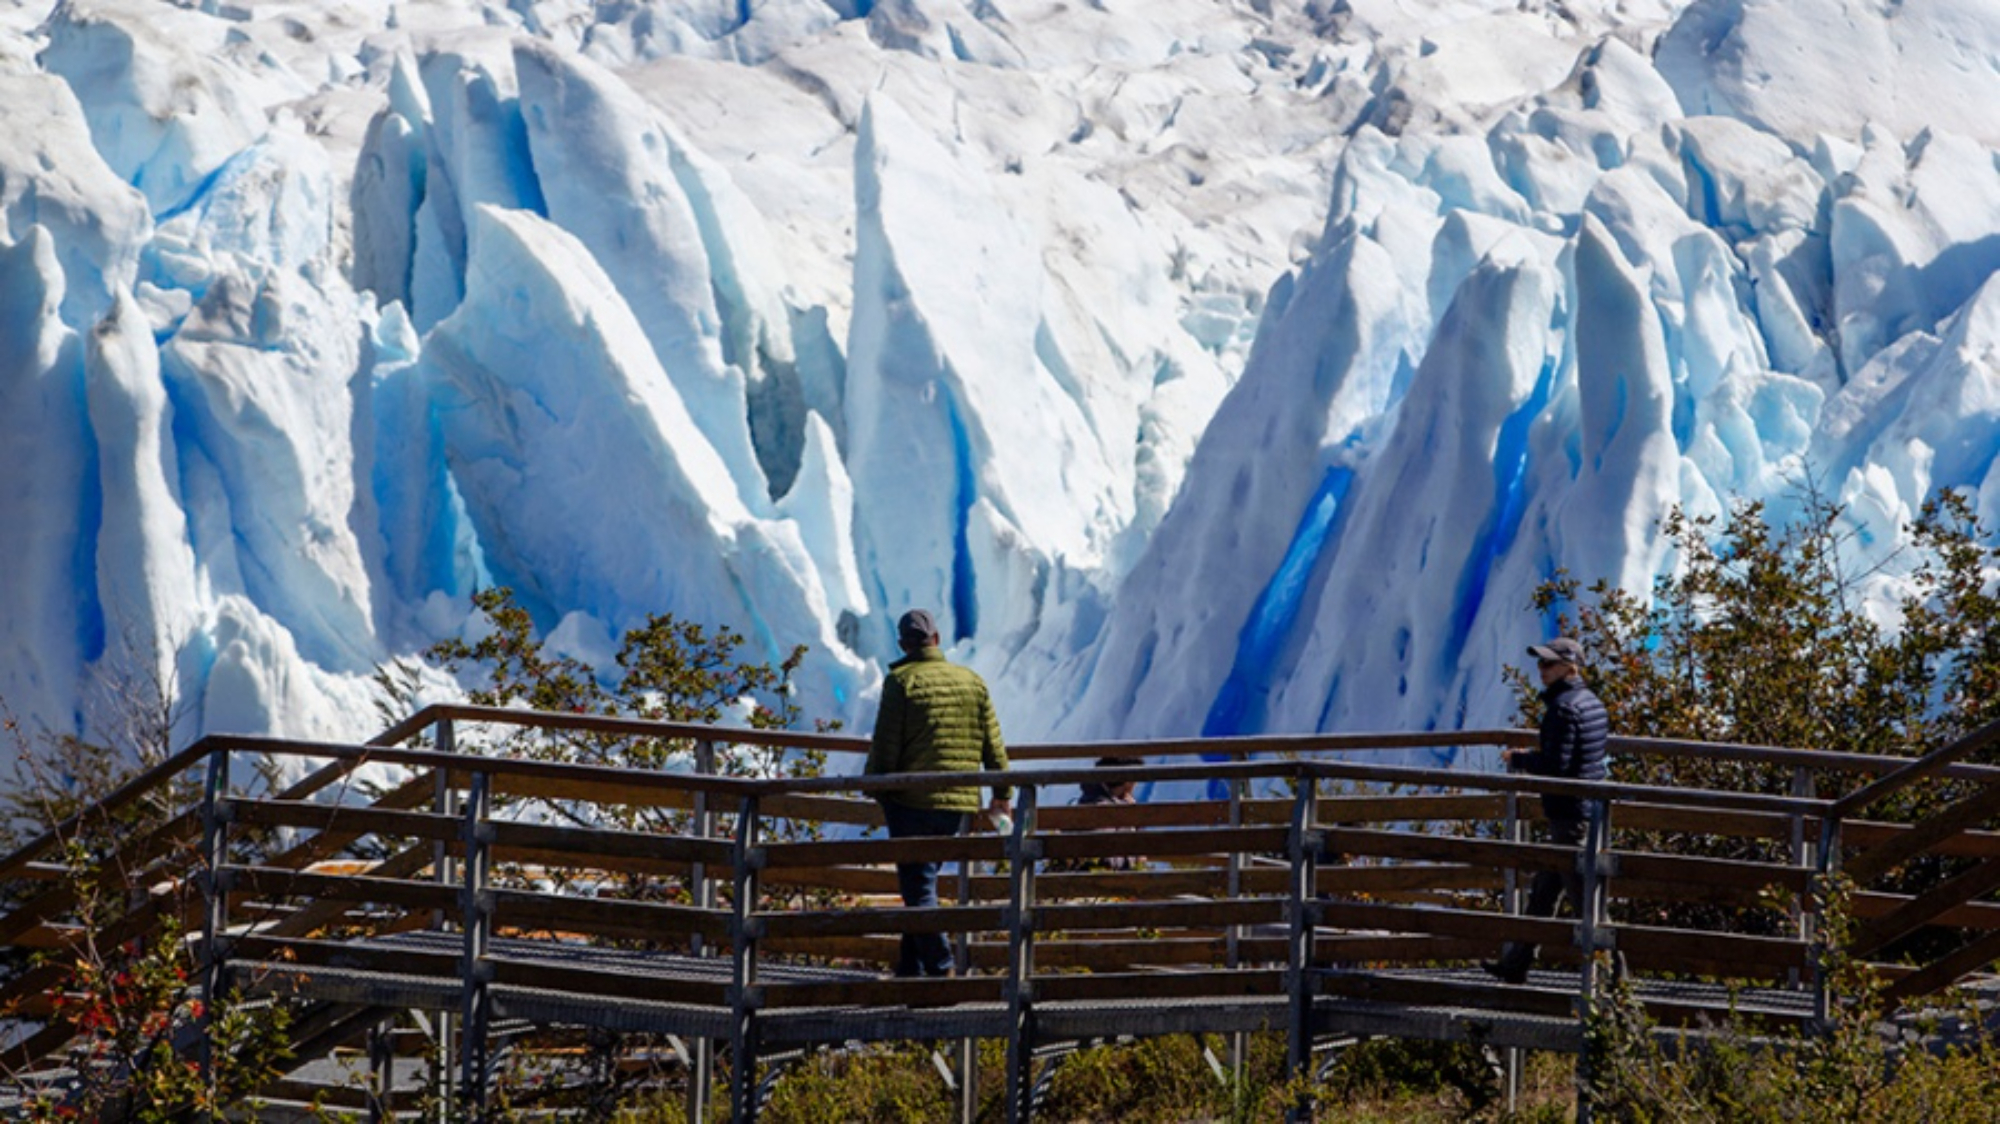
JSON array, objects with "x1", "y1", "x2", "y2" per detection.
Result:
[{"x1": 3, "y1": 704, "x2": 1999, "y2": 1121}]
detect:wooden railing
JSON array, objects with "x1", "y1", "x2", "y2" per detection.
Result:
[{"x1": 4, "y1": 706, "x2": 2000, "y2": 1121}]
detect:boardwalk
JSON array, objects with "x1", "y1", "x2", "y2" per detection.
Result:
[{"x1": 3, "y1": 704, "x2": 1999, "y2": 1120}]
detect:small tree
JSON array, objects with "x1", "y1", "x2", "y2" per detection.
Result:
[
  {"x1": 1515, "y1": 484, "x2": 2000, "y2": 937},
  {"x1": 415, "y1": 587, "x2": 834, "y2": 838}
]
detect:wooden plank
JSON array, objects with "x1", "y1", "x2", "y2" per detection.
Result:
[
  {"x1": 228, "y1": 799, "x2": 460, "y2": 842},
  {"x1": 1038, "y1": 800, "x2": 1276, "y2": 831},
  {"x1": 488, "y1": 845, "x2": 695, "y2": 883},
  {"x1": 1612, "y1": 802, "x2": 1797, "y2": 842},
  {"x1": 755, "y1": 975, "x2": 1002, "y2": 1009},
  {"x1": 228, "y1": 866, "x2": 456, "y2": 914},
  {"x1": 1319, "y1": 827, "x2": 1575, "y2": 872},
  {"x1": 1845, "y1": 782, "x2": 2000, "y2": 885},
  {"x1": 761, "y1": 834, "x2": 1007, "y2": 868},
  {"x1": 1845, "y1": 820, "x2": 2000, "y2": 861},
  {"x1": 489, "y1": 773, "x2": 701, "y2": 811},
  {"x1": 1037, "y1": 898, "x2": 1286, "y2": 932},
  {"x1": 1040, "y1": 826, "x2": 1289, "y2": 863},
  {"x1": 1034, "y1": 969, "x2": 1285, "y2": 1003},
  {"x1": 1315, "y1": 865, "x2": 1502, "y2": 895},
  {"x1": 1318, "y1": 794, "x2": 1508, "y2": 824},
  {"x1": 1609, "y1": 925, "x2": 1809, "y2": 972},
  {"x1": 486, "y1": 954, "x2": 730, "y2": 1007},
  {"x1": 758, "y1": 903, "x2": 1006, "y2": 940},
  {"x1": 1883, "y1": 929, "x2": 2000, "y2": 1002},
  {"x1": 0, "y1": 810, "x2": 203, "y2": 946},
  {"x1": 251, "y1": 774, "x2": 439, "y2": 873},
  {"x1": 1312, "y1": 900, "x2": 1574, "y2": 946},
  {"x1": 1853, "y1": 857, "x2": 2000, "y2": 955},
  {"x1": 490, "y1": 889, "x2": 731, "y2": 943},
  {"x1": 1612, "y1": 852, "x2": 1809, "y2": 894},
  {"x1": 1854, "y1": 890, "x2": 2000, "y2": 932},
  {"x1": 1012, "y1": 728, "x2": 1534, "y2": 762},
  {"x1": 762, "y1": 864, "x2": 898, "y2": 895},
  {"x1": 231, "y1": 934, "x2": 461, "y2": 979},
  {"x1": 489, "y1": 820, "x2": 735, "y2": 868},
  {"x1": 1318, "y1": 971, "x2": 1576, "y2": 1018},
  {"x1": 0, "y1": 738, "x2": 213, "y2": 883},
  {"x1": 1832, "y1": 716, "x2": 2000, "y2": 819},
  {"x1": 1015, "y1": 938, "x2": 1229, "y2": 970},
  {"x1": 262, "y1": 843, "x2": 438, "y2": 938},
  {"x1": 1300, "y1": 935, "x2": 1493, "y2": 964},
  {"x1": 0, "y1": 1018, "x2": 81, "y2": 1073}
]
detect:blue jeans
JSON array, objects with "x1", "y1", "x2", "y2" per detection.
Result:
[{"x1": 880, "y1": 801, "x2": 967, "y2": 977}]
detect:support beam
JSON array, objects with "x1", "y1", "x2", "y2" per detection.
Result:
[
  {"x1": 1285, "y1": 777, "x2": 1319, "y2": 1124},
  {"x1": 729, "y1": 796, "x2": 764, "y2": 1123},
  {"x1": 458, "y1": 768, "x2": 494, "y2": 1115},
  {"x1": 1004, "y1": 786, "x2": 1041, "y2": 1124}
]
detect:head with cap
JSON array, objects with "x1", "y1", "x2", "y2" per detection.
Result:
[
  {"x1": 1526, "y1": 635, "x2": 1584, "y2": 683},
  {"x1": 897, "y1": 609, "x2": 940, "y2": 654}
]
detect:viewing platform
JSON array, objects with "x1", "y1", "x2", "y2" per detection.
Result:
[{"x1": 3, "y1": 704, "x2": 1998, "y2": 1121}]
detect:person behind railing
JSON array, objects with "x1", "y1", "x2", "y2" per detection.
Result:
[
  {"x1": 1049, "y1": 756, "x2": 1145, "y2": 873},
  {"x1": 864, "y1": 608, "x2": 1012, "y2": 978},
  {"x1": 1485, "y1": 635, "x2": 1608, "y2": 985}
]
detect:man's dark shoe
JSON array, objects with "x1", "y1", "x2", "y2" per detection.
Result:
[{"x1": 1481, "y1": 960, "x2": 1528, "y2": 985}]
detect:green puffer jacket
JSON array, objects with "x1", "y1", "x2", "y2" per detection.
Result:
[{"x1": 865, "y1": 647, "x2": 1010, "y2": 812}]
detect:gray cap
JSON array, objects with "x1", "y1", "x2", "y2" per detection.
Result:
[
  {"x1": 1526, "y1": 636, "x2": 1584, "y2": 665},
  {"x1": 898, "y1": 609, "x2": 939, "y2": 649}
]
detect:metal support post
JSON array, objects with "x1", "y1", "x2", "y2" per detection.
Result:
[
  {"x1": 687, "y1": 739, "x2": 716, "y2": 1124},
  {"x1": 1789, "y1": 766, "x2": 1815, "y2": 989},
  {"x1": 1574, "y1": 800, "x2": 1610, "y2": 1124},
  {"x1": 1501, "y1": 791, "x2": 1522, "y2": 1111},
  {"x1": 1003, "y1": 786, "x2": 1040, "y2": 1124},
  {"x1": 431, "y1": 719, "x2": 458, "y2": 1121},
  {"x1": 729, "y1": 796, "x2": 764, "y2": 1123},
  {"x1": 1813, "y1": 814, "x2": 1843, "y2": 1030},
  {"x1": 368, "y1": 1016, "x2": 394, "y2": 1124},
  {"x1": 198, "y1": 746, "x2": 232, "y2": 1108},
  {"x1": 1227, "y1": 763, "x2": 1247, "y2": 1087},
  {"x1": 459, "y1": 768, "x2": 494, "y2": 1116},
  {"x1": 957, "y1": 807, "x2": 977, "y2": 1124},
  {"x1": 1284, "y1": 774, "x2": 1319, "y2": 1124}
]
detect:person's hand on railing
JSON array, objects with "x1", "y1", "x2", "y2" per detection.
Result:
[{"x1": 981, "y1": 798, "x2": 1014, "y2": 835}]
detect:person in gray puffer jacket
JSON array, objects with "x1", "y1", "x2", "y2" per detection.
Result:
[{"x1": 1486, "y1": 635, "x2": 1609, "y2": 984}]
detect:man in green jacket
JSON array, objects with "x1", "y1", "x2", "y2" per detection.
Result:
[{"x1": 865, "y1": 609, "x2": 1011, "y2": 977}]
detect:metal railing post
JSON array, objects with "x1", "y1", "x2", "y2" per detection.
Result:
[
  {"x1": 1284, "y1": 769, "x2": 1319, "y2": 1124},
  {"x1": 1790, "y1": 766, "x2": 1815, "y2": 989},
  {"x1": 431, "y1": 718, "x2": 457, "y2": 1120},
  {"x1": 198, "y1": 745, "x2": 232, "y2": 1111},
  {"x1": 1814, "y1": 813, "x2": 1844, "y2": 1030},
  {"x1": 459, "y1": 767, "x2": 494, "y2": 1116},
  {"x1": 687, "y1": 738, "x2": 717, "y2": 1124},
  {"x1": 1574, "y1": 799, "x2": 1611, "y2": 1124},
  {"x1": 1502, "y1": 789, "x2": 1522, "y2": 1111},
  {"x1": 1003, "y1": 785, "x2": 1040, "y2": 1124},
  {"x1": 957, "y1": 805, "x2": 977, "y2": 1124},
  {"x1": 729, "y1": 796, "x2": 764, "y2": 1123},
  {"x1": 367, "y1": 1016, "x2": 394, "y2": 1124},
  {"x1": 1227, "y1": 760, "x2": 1247, "y2": 1086}
]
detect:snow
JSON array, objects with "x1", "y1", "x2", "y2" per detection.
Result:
[{"x1": 0, "y1": 0, "x2": 1998, "y2": 774}]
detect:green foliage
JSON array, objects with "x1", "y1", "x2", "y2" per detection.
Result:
[
  {"x1": 1517, "y1": 487, "x2": 2000, "y2": 778},
  {"x1": 4, "y1": 850, "x2": 296, "y2": 1122},
  {"x1": 413, "y1": 586, "x2": 835, "y2": 840},
  {"x1": 1514, "y1": 486, "x2": 2000, "y2": 934},
  {"x1": 1584, "y1": 883, "x2": 2000, "y2": 1123}
]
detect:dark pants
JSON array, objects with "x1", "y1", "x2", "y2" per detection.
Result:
[
  {"x1": 880, "y1": 801, "x2": 967, "y2": 977},
  {"x1": 1498, "y1": 801, "x2": 1603, "y2": 976}
]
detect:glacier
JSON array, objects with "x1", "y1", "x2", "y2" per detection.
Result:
[{"x1": 0, "y1": 0, "x2": 1996, "y2": 774}]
